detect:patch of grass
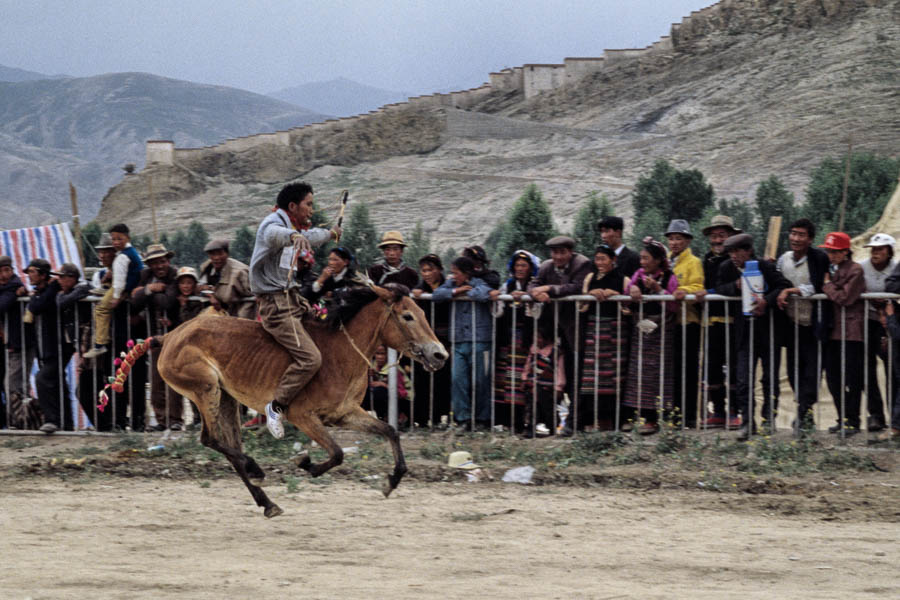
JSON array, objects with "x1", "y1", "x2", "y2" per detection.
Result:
[
  {"x1": 242, "y1": 428, "x2": 309, "y2": 461},
  {"x1": 284, "y1": 475, "x2": 301, "y2": 493},
  {"x1": 816, "y1": 450, "x2": 877, "y2": 473},
  {"x1": 2, "y1": 439, "x2": 34, "y2": 450},
  {"x1": 110, "y1": 434, "x2": 145, "y2": 451},
  {"x1": 198, "y1": 480, "x2": 211, "y2": 489},
  {"x1": 419, "y1": 441, "x2": 446, "y2": 461}
]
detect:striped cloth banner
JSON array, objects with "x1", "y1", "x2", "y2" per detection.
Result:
[
  {"x1": 0, "y1": 223, "x2": 84, "y2": 285},
  {"x1": 1, "y1": 222, "x2": 90, "y2": 429}
]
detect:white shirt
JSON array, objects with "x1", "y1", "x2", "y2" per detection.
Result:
[{"x1": 111, "y1": 243, "x2": 134, "y2": 299}]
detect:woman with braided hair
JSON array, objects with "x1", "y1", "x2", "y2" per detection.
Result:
[{"x1": 622, "y1": 237, "x2": 678, "y2": 434}]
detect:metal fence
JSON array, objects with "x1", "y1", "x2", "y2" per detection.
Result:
[
  {"x1": 3, "y1": 292, "x2": 898, "y2": 441},
  {"x1": 406, "y1": 292, "x2": 899, "y2": 441}
]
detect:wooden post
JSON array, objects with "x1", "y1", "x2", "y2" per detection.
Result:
[
  {"x1": 148, "y1": 174, "x2": 159, "y2": 242},
  {"x1": 764, "y1": 216, "x2": 782, "y2": 260},
  {"x1": 69, "y1": 182, "x2": 85, "y2": 267},
  {"x1": 839, "y1": 136, "x2": 852, "y2": 232}
]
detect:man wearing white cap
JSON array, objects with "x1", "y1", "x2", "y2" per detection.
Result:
[{"x1": 859, "y1": 233, "x2": 897, "y2": 431}]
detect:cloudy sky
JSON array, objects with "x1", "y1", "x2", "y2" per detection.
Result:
[{"x1": 1, "y1": 0, "x2": 710, "y2": 95}]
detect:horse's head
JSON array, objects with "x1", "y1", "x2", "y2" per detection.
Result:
[{"x1": 374, "y1": 284, "x2": 448, "y2": 372}]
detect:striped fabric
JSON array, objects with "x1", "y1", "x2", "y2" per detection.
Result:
[
  {"x1": 0, "y1": 223, "x2": 84, "y2": 286},
  {"x1": 1, "y1": 223, "x2": 89, "y2": 429}
]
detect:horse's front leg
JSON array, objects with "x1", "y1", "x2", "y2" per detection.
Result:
[
  {"x1": 338, "y1": 407, "x2": 407, "y2": 497},
  {"x1": 289, "y1": 412, "x2": 344, "y2": 477}
]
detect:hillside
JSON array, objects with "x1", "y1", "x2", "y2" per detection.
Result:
[
  {"x1": 0, "y1": 72, "x2": 328, "y2": 228},
  {"x1": 97, "y1": 0, "x2": 900, "y2": 252},
  {"x1": 268, "y1": 77, "x2": 408, "y2": 118},
  {"x1": 0, "y1": 63, "x2": 68, "y2": 83}
]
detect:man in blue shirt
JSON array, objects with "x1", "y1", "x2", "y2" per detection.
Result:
[{"x1": 433, "y1": 256, "x2": 493, "y2": 431}]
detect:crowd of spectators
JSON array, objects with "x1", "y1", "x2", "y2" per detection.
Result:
[{"x1": 2, "y1": 211, "x2": 900, "y2": 443}]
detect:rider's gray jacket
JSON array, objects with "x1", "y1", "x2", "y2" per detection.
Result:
[{"x1": 249, "y1": 208, "x2": 331, "y2": 295}]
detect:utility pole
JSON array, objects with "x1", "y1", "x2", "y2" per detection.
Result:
[
  {"x1": 69, "y1": 182, "x2": 85, "y2": 267},
  {"x1": 148, "y1": 174, "x2": 159, "y2": 241},
  {"x1": 838, "y1": 134, "x2": 852, "y2": 232}
]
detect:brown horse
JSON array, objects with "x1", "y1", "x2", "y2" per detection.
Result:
[{"x1": 150, "y1": 284, "x2": 447, "y2": 517}]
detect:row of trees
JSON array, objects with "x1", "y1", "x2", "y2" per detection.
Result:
[
  {"x1": 80, "y1": 150, "x2": 897, "y2": 275},
  {"x1": 628, "y1": 152, "x2": 898, "y2": 258}
]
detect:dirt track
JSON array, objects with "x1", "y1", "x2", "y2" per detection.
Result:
[{"x1": 1, "y1": 435, "x2": 898, "y2": 600}]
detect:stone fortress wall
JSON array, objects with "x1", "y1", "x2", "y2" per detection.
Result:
[{"x1": 142, "y1": 0, "x2": 771, "y2": 167}]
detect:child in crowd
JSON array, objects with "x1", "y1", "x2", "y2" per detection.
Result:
[
  {"x1": 521, "y1": 325, "x2": 565, "y2": 437},
  {"x1": 366, "y1": 345, "x2": 411, "y2": 426},
  {"x1": 175, "y1": 267, "x2": 206, "y2": 324},
  {"x1": 83, "y1": 224, "x2": 144, "y2": 358}
]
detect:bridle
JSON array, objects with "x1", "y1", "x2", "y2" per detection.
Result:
[{"x1": 339, "y1": 296, "x2": 419, "y2": 370}]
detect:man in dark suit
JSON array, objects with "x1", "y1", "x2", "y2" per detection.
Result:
[
  {"x1": 597, "y1": 216, "x2": 640, "y2": 278},
  {"x1": 774, "y1": 218, "x2": 830, "y2": 431},
  {"x1": 716, "y1": 234, "x2": 791, "y2": 440},
  {"x1": 528, "y1": 236, "x2": 593, "y2": 433}
]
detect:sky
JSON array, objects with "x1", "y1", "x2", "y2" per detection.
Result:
[{"x1": 1, "y1": 0, "x2": 711, "y2": 96}]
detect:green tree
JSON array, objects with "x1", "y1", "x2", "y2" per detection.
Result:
[
  {"x1": 632, "y1": 159, "x2": 715, "y2": 225},
  {"x1": 483, "y1": 220, "x2": 510, "y2": 267},
  {"x1": 802, "y1": 152, "x2": 899, "y2": 238},
  {"x1": 231, "y1": 225, "x2": 255, "y2": 264},
  {"x1": 131, "y1": 234, "x2": 153, "y2": 254},
  {"x1": 627, "y1": 206, "x2": 667, "y2": 248},
  {"x1": 81, "y1": 221, "x2": 102, "y2": 248},
  {"x1": 572, "y1": 192, "x2": 614, "y2": 256},
  {"x1": 441, "y1": 246, "x2": 459, "y2": 271},
  {"x1": 754, "y1": 176, "x2": 797, "y2": 256},
  {"x1": 341, "y1": 202, "x2": 380, "y2": 272},
  {"x1": 183, "y1": 221, "x2": 210, "y2": 268},
  {"x1": 495, "y1": 184, "x2": 557, "y2": 261},
  {"x1": 405, "y1": 221, "x2": 431, "y2": 265}
]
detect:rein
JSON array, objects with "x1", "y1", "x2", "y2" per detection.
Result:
[{"x1": 338, "y1": 298, "x2": 415, "y2": 371}]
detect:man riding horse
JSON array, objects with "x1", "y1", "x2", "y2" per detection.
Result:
[{"x1": 249, "y1": 182, "x2": 341, "y2": 439}]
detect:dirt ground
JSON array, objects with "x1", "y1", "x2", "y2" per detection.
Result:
[{"x1": 1, "y1": 433, "x2": 898, "y2": 600}]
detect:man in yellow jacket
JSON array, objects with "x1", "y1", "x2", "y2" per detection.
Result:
[{"x1": 666, "y1": 219, "x2": 705, "y2": 428}]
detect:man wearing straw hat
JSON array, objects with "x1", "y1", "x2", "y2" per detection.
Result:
[
  {"x1": 368, "y1": 231, "x2": 418, "y2": 289},
  {"x1": 699, "y1": 215, "x2": 742, "y2": 428},
  {"x1": 132, "y1": 242, "x2": 183, "y2": 431},
  {"x1": 250, "y1": 182, "x2": 340, "y2": 439}
]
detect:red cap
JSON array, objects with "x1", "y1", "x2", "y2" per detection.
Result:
[{"x1": 819, "y1": 231, "x2": 851, "y2": 250}]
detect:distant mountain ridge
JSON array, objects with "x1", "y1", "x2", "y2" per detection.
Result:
[
  {"x1": 268, "y1": 77, "x2": 408, "y2": 118},
  {"x1": 0, "y1": 71, "x2": 329, "y2": 228},
  {"x1": 0, "y1": 64, "x2": 69, "y2": 82}
]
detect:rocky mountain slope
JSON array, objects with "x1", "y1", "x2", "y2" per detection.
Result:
[
  {"x1": 97, "y1": 0, "x2": 900, "y2": 251},
  {"x1": 0, "y1": 64, "x2": 68, "y2": 83},
  {"x1": 0, "y1": 72, "x2": 328, "y2": 228}
]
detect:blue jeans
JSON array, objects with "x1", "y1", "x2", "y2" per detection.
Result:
[{"x1": 451, "y1": 342, "x2": 491, "y2": 423}]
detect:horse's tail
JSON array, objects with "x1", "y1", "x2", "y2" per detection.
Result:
[{"x1": 97, "y1": 335, "x2": 164, "y2": 412}]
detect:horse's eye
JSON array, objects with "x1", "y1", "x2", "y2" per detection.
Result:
[{"x1": 402, "y1": 314, "x2": 415, "y2": 322}]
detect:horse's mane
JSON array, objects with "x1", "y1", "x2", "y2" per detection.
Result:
[{"x1": 303, "y1": 283, "x2": 410, "y2": 330}]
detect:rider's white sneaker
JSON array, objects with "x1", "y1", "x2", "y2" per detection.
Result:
[{"x1": 265, "y1": 402, "x2": 285, "y2": 439}]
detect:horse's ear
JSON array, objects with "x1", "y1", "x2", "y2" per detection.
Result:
[{"x1": 373, "y1": 285, "x2": 394, "y2": 303}]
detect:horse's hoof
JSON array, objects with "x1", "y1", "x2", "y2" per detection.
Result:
[
  {"x1": 293, "y1": 452, "x2": 311, "y2": 470},
  {"x1": 382, "y1": 482, "x2": 395, "y2": 498},
  {"x1": 264, "y1": 504, "x2": 283, "y2": 518}
]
